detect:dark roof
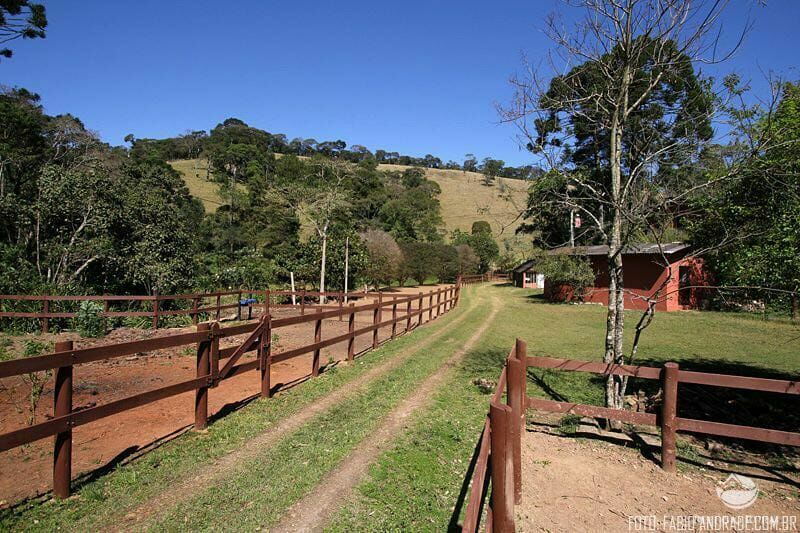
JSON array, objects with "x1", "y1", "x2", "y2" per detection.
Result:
[
  {"x1": 548, "y1": 243, "x2": 690, "y2": 256},
  {"x1": 512, "y1": 259, "x2": 538, "y2": 273}
]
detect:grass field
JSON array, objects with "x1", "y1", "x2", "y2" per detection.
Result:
[
  {"x1": 168, "y1": 159, "x2": 529, "y2": 243},
  {"x1": 3, "y1": 284, "x2": 795, "y2": 530}
]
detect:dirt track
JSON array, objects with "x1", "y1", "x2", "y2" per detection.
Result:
[
  {"x1": 0, "y1": 285, "x2": 449, "y2": 504},
  {"x1": 517, "y1": 423, "x2": 800, "y2": 532}
]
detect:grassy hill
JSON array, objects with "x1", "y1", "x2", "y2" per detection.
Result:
[{"x1": 169, "y1": 159, "x2": 529, "y2": 242}]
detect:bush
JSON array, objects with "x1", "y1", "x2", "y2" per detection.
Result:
[
  {"x1": 538, "y1": 254, "x2": 595, "y2": 300},
  {"x1": 74, "y1": 300, "x2": 105, "y2": 337}
]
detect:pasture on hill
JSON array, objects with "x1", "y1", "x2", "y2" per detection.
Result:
[
  {"x1": 169, "y1": 158, "x2": 529, "y2": 240},
  {"x1": 3, "y1": 283, "x2": 797, "y2": 531}
]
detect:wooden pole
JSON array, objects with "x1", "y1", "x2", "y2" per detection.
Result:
[
  {"x1": 152, "y1": 292, "x2": 159, "y2": 329},
  {"x1": 489, "y1": 402, "x2": 515, "y2": 532},
  {"x1": 195, "y1": 323, "x2": 211, "y2": 430},
  {"x1": 260, "y1": 316, "x2": 272, "y2": 398},
  {"x1": 405, "y1": 298, "x2": 412, "y2": 332},
  {"x1": 372, "y1": 302, "x2": 379, "y2": 349},
  {"x1": 301, "y1": 289, "x2": 306, "y2": 315},
  {"x1": 418, "y1": 292, "x2": 424, "y2": 327},
  {"x1": 42, "y1": 297, "x2": 49, "y2": 334},
  {"x1": 53, "y1": 339, "x2": 73, "y2": 499},
  {"x1": 347, "y1": 303, "x2": 356, "y2": 361},
  {"x1": 428, "y1": 293, "x2": 433, "y2": 322},
  {"x1": 215, "y1": 293, "x2": 221, "y2": 321},
  {"x1": 391, "y1": 302, "x2": 397, "y2": 339},
  {"x1": 192, "y1": 296, "x2": 200, "y2": 325},
  {"x1": 312, "y1": 308, "x2": 322, "y2": 376},
  {"x1": 290, "y1": 272, "x2": 297, "y2": 305},
  {"x1": 661, "y1": 362, "x2": 679, "y2": 472},
  {"x1": 507, "y1": 356, "x2": 524, "y2": 504}
]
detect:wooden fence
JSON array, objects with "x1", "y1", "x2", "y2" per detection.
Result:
[
  {"x1": 461, "y1": 340, "x2": 800, "y2": 532},
  {"x1": 0, "y1": 287, "x2": 437, "y2": 333},
  {"x1": 0, "y1": 285, "x2": 460, "y2": 499}
]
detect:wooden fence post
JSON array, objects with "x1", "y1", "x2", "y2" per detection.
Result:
[
  {"x1": 372, "y1": 302, "x2": 379, "y2": 349},
  {"x1": 489, "y1": 402, "x2": 515, "y2": 532},
  {"x1": 215, "y1": 294, "x2": 221, "y2": 321},
  {"x1": 260, "y1": 316, "x2": 272, "y2": 398},
  {"x1": 312, "y1": 308, "x2": 323, "y2": 376},
  {"x1": 428, "y1": 293, "x2": 434, "y2": 322},
  {"x1": 301, "y1": 289, "x2": 306, "y2": 315},
  {"x1": 347, "y1": 303, "x2": 356, "y2": 361},
  {"x1": 507, "y1": 349, "x2": 525, "y2": 504},
  {"x1": 436, "y1": 289, "x2": 442, "y2": 317},
  {"x1": 391, "y1": 302, "x2": 397, "y2": 340},
  {"x1": 338, "y1": 292, "x2": 343, "y2": 321},
  {"x1": 236, "y1": 290, "x2": 242, "y2": 321},
  {"x1": 195, "y1": 323, "x2": 211, "y2": 430},
  {"x1": 42, "y1": 297, "x2": 49, "y2": 334},
  {"x1": 152, "y1": 292, "x2": 159, "y2": 329},
  {"x1": 53, "y1": 339, "x2": 73, "y2": 499},
  {"x1": 418, "y1": 292, "x2": 424, "y2": 327},
  {"x1": 264, "y1": 289, "x2": 270, "y2": 318},
  {"x1": 192, "y1": 296, "x2": 200, "y2": 325},
  {"x1": 210, "y1": 321, "x2": 220, "y2": 384},
  {"x1": 661, "y1": 362, "x2": 679, "y2": 472},
  {"x1": 405, "y1": 298, "x2": 412, "y2": 332}
]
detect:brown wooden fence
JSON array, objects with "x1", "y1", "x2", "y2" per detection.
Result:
[
  {"x1": 0, "y1": 285, "x2": 460, "y2": 499},
  {"x1": 0, "y1": 287, "x2": 435, "y2": 333},
  {"x1": 461, "y1": 340, "x2": 800, "y2": 532}
]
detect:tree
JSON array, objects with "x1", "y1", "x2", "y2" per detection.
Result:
[
  {"x1": 463, "y1": 154, "x2": 478, "y2": 173},
  {"x1": 0, "y1": 0, "x2": 46, "y2": 60},
  {"x1": 360, "y1": 229, "x2": 402, "y2": 290},
  {"x1": 471, "y1": 220, "x2": 492, "y2": 235},
  {"x1": 500, "y1": 0, "x2": 763, "y2": 410},
  {"x1": 479, "y1": 158, "x2": 504, "y2": 186},
  {"x1": 399, "y1": 242, "x2": 437, "y2": 285},
  {"x1": 451, "y1": 228, "x2": 499, "y2": 273},
  {"x1": 455, "y1": 244, "x2": 480, "y2": 275},
  {"x1": 690, "y1": 81, "x2": 800, "y2": 319}
]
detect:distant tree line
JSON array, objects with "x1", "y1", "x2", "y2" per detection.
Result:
[{"x1": 124, "y1": 117, "x2": 543, "y2": 182}]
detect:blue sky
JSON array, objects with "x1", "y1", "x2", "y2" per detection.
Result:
[{"x1": 3, "y1": 0, "x2": 798, "y2": 166}]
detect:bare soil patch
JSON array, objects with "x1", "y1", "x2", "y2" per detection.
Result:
[
  {"x1": 517, "y1": 422, "x2": 799, "y2": 532},
  {"x1": 0, "y1": 286, "x2": 448, "y2": 504}
]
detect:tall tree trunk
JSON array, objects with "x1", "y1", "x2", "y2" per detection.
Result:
[{"x1": 604, "y1": 101, "x2": 626, "y2": 411}]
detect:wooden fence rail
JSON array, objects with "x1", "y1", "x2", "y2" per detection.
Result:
[
  {"x1": 0, "y1": 287, "x2": 428, "y2": 333},
  {"x1": 0, "y1": 285, "x2": 460, "y2": 499},
  {"x1": 460, "y1": 340, "x2": 800, "y2": 533}
]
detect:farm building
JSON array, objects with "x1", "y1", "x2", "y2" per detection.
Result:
[
  {"x1": 544, "y1": 243, "x2": 710, "y2": 311},
  {"x1": 512, "y1": 260, "x2": 545, "y2": 288}
]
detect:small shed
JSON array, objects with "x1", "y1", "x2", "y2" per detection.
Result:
[
  {"x1": 512, "y1": 260, "x2": 545, "y2": 289},
  {"x1": 543, "y1": 243, "x2": 710, "y2": 311}
]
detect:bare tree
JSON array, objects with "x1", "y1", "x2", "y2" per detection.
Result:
[
  {"x1": 500, "y1": 0, "x2": 775, "y2": 410},
  {"x1": 272, "y1": 159, "x2": 351, "y2": 304}
]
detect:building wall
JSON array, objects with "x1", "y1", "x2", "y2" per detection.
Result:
[{"x1": 544, "y1": 253, "x2": 708, "y2": 311}]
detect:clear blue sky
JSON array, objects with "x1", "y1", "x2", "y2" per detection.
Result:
[{"x1": 3, "y1": 0, "x2": 798, "y2": 166}]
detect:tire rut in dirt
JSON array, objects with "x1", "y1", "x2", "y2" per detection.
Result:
[
  {"x1": 109, "y1": 288, "x2": 483, "y2": 531},
  {"x1": 271, "y1": 292, "x2": 500, "y2": 532}
]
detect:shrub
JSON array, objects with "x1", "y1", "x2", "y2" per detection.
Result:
[
  {"x1": 75, "y1": 300, "x2": 105, "y2": 337},
  {"x1": 538, "y1": 254, "x2": 595, "y2": 301}
]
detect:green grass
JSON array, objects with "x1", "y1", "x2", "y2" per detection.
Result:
[
  {"x1": 325, "y1": 284, "x2": 800, "y2": 531},
  {"x1": 0, "y1": 288, "x2": 476, "y2": 532},
  {"x1": 150, "y1": 286, "x2": 492, "y2": 531}
]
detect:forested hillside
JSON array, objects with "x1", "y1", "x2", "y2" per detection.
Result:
[
  {"x1": 170, "y1": 159, "x2": 528, "y2": 239},
  {"x1": 0, "y1": 93, "x2": 523, "y2": 305}
]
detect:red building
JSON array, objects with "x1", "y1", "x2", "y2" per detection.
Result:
[{"x1": 543, "y1": 243, "x2": 710, "y2": 311}]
